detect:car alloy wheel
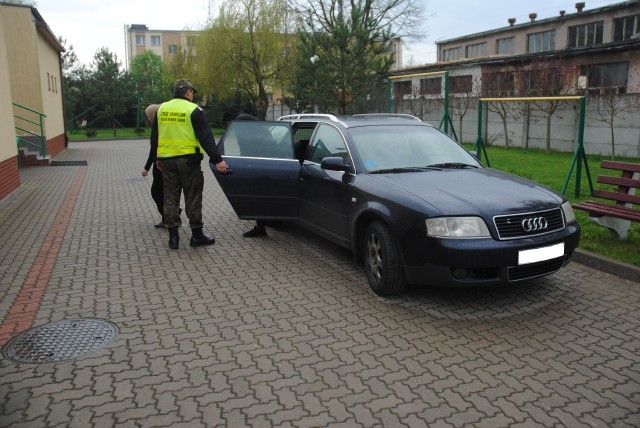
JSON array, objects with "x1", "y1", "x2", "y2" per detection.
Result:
[{"x1": 363, "y1": 221, "x2": 406, "y2": 296}]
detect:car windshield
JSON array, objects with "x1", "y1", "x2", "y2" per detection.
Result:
[{"x1": 349, "y1": 125, "x2": 480, "y2": 173}]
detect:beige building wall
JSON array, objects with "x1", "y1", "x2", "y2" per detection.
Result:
[
  {"x1": 439, "y1": 2, "x2": 640, "y2": 61},
  {"x1": 0, "y1": 12, "x2": 18, "y2": 161},
  {"x1": 38, "y1": 36, "x2": 65, "y2": 140},
  {"x1": 127, "y1": 26, "x2": 187, "y2": 65},
  {"x1": 3, "y1": 6, "x2": 42, "y2": 114}
]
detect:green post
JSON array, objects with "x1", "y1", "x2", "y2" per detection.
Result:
[
  {"x1": 443, "y1": 71, "x2": 449, "y2": 135},
  {"x1": 38, "y1": 112, "x2": 46, "y2": 156},
  {"x1": 387, "y1": 78, "x2": 392, "y2": 113},
  {"x1": 561, "y1": 96, "x2": 593, "y2": 196},
  {"x1": 472, "y1": 99, "x2": 490, "y2": 167},
  {"x1": 136, "y1": 90, "x2": 141, "y2": 130}
]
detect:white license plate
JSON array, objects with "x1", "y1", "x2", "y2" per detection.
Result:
[{"x1": 518, "y1": 242, "x2": 565, "y2": 265}]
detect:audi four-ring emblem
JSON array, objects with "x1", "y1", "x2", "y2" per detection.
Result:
[{"x1": 522, "y1": 217, "x2": 548, "y2": 232}]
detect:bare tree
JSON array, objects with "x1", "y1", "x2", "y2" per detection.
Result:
[
  {"x1": 449, "y1": 74, "x2": 478, "y2": 142},
  {"x1": 482, "y1": 70, "x2": 521, "y2": 148},
  {"x1": 403, "y1": 80, "x2": 442, "y2": 120},
  {"x1": 519, "y1": 58, "x2": 577, "y2": 154},
  {"x1": 590, "y1": 66, "x2": 640, "y2": 159}
]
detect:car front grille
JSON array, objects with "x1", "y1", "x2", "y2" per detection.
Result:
[
  {"x1": 493, "y1": 208, "x2": 565, "y2": 240},
  {"x1": 507, "y1": 256, "x2": 567, "y2": 281}
]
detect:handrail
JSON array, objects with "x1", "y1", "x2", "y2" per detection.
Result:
[
  {"x1": 67, "y1": 104, "x2": 98, "y2": 133},
  {"x1": 13, "y1": 102, "x2": 47, "y2": 160}
]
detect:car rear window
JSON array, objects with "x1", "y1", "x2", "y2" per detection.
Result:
[{"x1": 219, "y1": 122, "x2": 294, "y2": 159}]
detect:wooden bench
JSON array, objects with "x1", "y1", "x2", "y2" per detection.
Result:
[{"x1": 572, "y1": 160, "x2": 640, "y2": 240}]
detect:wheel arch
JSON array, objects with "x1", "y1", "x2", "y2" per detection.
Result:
[{"x1": 352, "y1": 203, "x2": 402, "y2": 265}]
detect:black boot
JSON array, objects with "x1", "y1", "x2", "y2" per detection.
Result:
[
  {"x1": 168, "y1": 227, "x2": 179, "y2": 250},
  {"x1": 243, "y1": 223, "x2": 267, "y2": 238},
  {"x1": 190, "y1": 228, "x2": 215, "y2": 247}
]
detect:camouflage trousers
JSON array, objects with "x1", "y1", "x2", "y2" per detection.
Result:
[{"x1": 160, "y1": 156, "x2": 204, "y2": 229}]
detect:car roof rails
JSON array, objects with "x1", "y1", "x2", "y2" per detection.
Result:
[
  {"x1": 277, "y1": 113, "x2": 339, "y2": 122},
  {"x1": 351, "y1": 113, "x2": 422, "y2": 122}
]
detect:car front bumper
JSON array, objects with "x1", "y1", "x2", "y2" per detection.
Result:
[{"x1": 403, "y1": 223, "x2": 580, "y2": 287}]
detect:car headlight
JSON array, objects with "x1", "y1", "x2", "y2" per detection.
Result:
[
  {"x1": 562, "y1": 201, "x2": 576, "y2": 224},
  {"x1": 426, "y1": 216, "x2": 491, "y2": 238}
]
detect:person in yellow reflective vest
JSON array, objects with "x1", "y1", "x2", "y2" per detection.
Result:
[{"x1": 150, "y1": 79, "x2": 228, "y2": 250}]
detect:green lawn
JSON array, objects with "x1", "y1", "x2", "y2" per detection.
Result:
[
  {"x1": 66, "y1": 128, "x2": 639, "y2": 266},
  {"x1": 67, "y1": 126, "x2": 226, "y2": 141}
]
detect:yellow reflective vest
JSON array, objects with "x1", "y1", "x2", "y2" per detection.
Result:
[{"x1": 156, "y1": 98, "x2": 199, "y2": 158}]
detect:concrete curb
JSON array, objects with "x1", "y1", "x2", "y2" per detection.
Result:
[{"x1": 573, "y1": 248, "x2": 640, "y2": 284}]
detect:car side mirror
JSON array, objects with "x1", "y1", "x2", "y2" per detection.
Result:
[{"x1": 321, "y1": 156, "x2": 350, "y2": 172}]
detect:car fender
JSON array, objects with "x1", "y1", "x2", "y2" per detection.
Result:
[{"x1": 348, "y1": 200, "x2": 405, "y2": 261}]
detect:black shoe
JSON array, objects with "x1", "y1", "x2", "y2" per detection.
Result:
[
  {"x1": 168, "y1": 227, "x2": 179, "y2": 250},
  {"x1": 190, "y1": 228, "x2": 215, "y2": 247},
  {"x1": 154, "y1": 222, "x2": 165, "y2": 228},
  {"x1": 243, "y1": 225, "x2": 267, "y2": 238}
]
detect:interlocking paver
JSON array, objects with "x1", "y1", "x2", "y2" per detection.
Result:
[{"x1": 0, "y1": 139, "x2": 639, "y2": 427}]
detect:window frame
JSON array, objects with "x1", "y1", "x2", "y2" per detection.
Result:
[
  {"x1": 466, "y1": 42, "x2": 487, "y2": 59},
  {"x1": 496, "y1": 37, "x2": 515, "y2": 55},
  {"x1": 568, "y1": 21, "x2": 604, "y2": 48},
  {"x1": 393, "y1": 80, "x2": 413, "y2": 97},
  {"x1": 613, "y1": 14, "x2": 640, "y2": 41},
  {"x1": 450, "y1": 75, "x2": 473, "y2": 94},
  {"x1": 442, "y1": 47, "x2": 462, "y2": 61},
  {"x1": 580, "y1": 62, "x2": 629, "y2": 94},
  {"x1": 527, "y1": 30, "x2": 556, "y2": 53},
  {"x1": 306, "y1": 123, "x2": 351, "y2": 165},
  {"x1": 420, "y1": 77, "x2": 442, "y2": 95}
]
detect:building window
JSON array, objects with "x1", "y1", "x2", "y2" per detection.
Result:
[
  {"x1": 135, "y1": 35, "x2": 145, "y2": 45},
  {"x1": 420, "y1": 77, "x2": 442, "y2": 95},
  {"x1": 393, "y1": 80, "x2": 412, "y2": 96},
  {"x1": 568, "y1": 21, "x2": 603, "y2": 48},
  {"x1": 168, "y1": 45, "x2": 177, "y2": 55},
  {"x1": 466, "y1": 42, "x2": 487, "y2": 58},
  {"x1": 151, "y1": 36, "x2": 161, "y2": 46},
  {"x1": 482, "y1": 71, "x2": 514, "y2": 97},
  {"x1": 527, "y1": 30, "x2": 555, "y2": 53},
  {"x1": 613, "y1": 14, "x2": 639, "y2": 41},
  {"x1": 496, "y1": 37, "x2": 515, "y2": 55},
  {"x1": 580, "y1": 62, "x2": 629, "y2": 93},
  {"x1": 450, "y1": 75, "x2": 473, "y2": 93},
  {"x1": 187, "y1": 35, "x2": 197, "y2": 47},
  {"x1": 442, "y1": 47, "x2": 462, "y2": 61}
]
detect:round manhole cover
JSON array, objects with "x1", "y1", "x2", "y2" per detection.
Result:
[{"x1": 3, "y1": 318, "x2": 118, "y2": 364}]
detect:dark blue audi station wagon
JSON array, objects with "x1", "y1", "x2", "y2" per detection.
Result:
[{"x1": 210, "y1": 114, "x2": 580, "y2": 296}]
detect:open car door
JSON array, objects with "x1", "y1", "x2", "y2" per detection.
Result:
[{"x1": 210, "y1": 121, "x2": 300, "y2": 220}]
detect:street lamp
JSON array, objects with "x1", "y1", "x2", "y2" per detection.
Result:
[{"x1": 310, "y1": 55, "x2": 319, "y2": 113}]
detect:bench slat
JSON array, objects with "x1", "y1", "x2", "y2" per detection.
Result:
[
  {"x1": 573, "y1": 201, "x2": 640, "y2": 222},
  {"x1": 601, "y1": 160, "x2": 640, "y2": 173},
  {"x1": 597, "y1": 175, "x2": 640, "y2": 189},
  {"x1": 593, "y1": 189, "x2": 640, "y2": 205}
]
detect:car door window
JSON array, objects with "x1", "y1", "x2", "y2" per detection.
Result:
[
  {"x1": 220, "y1": 122, "x2": 294, "y2": 159},
  {"x1": 306, "y1": 124, "x2": 349, "y2": 164}
]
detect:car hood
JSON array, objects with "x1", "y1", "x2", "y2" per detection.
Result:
[{"x1": 369, "y1": 168, "x2": 563, "y2": 216}]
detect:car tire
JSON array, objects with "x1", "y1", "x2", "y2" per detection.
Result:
[{"x1": 363, "y1": 221, "x2": 406, "y2": 296}]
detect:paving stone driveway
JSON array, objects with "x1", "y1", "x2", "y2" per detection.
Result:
[{"x1": 0, "y1": 139, "x2": 638, "y2": 427}]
